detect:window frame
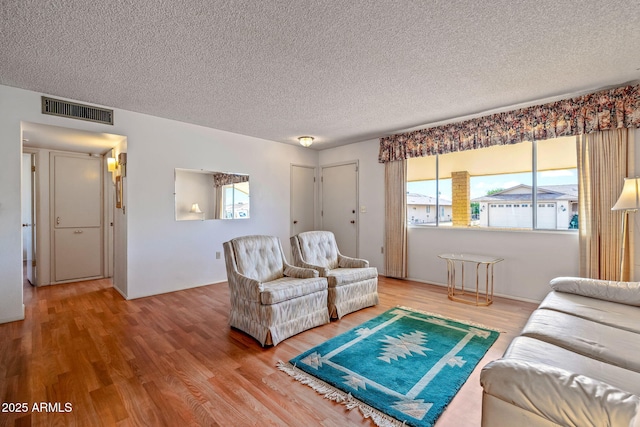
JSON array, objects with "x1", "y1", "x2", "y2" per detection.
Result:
[{"x1": 408, "y1": 140, "x2": 577, "y2": 232}]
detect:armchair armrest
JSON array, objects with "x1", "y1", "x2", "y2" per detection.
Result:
[
  {"x1": 284, "y1": 264, "x2": 319, "y2": 279},
  {"x1": 290, "y1": 260, "x2": 329, "y2": 276},
  {"x1": 228, "y1": 270, "x2": 262, "y2": 302},
  {"x1": 338, "y1": 254, "x2": 369, "y2": 268},
  {"x1": 550, "y1": 277, "x2": 640, "y2": 306},
  {"x1": 481, "y1": 359, "x2": 640, "y2": 427}
]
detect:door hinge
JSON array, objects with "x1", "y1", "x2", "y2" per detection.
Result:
[
  {"x1": 321, "y1": 210, "x2": 323, "y2": 216},
  {"x1": 313, "y1": 177, "x2": 316, "y2": 182},
  {"x1": 32, "y1": 260, "x2": 36, "y2": 267},
  {"x1": 32, "y1": 166, "x2": 36, "y2": 172}
]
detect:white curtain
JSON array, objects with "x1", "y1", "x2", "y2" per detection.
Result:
[{"x1": 384, "y1": 160, "x2": 407, "y2": 278}]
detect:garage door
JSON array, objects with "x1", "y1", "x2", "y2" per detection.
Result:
[
  {"x1": 488, "y1": 203, "x2": 531, "y2": 228},
  {"x1": 537, "y1": 203, "x2": 557, "y2": 229}
]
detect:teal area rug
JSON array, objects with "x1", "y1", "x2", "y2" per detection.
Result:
[{"x1": 277, "y1": 306, "x2": 500, "y2": 427}]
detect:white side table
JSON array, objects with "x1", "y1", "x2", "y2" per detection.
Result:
[{"x1": 438, "y1": 253, "x2": 503, "y2": 306}]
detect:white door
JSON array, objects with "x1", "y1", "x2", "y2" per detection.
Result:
[
  {"x1": 291, "y1": 165, "x2": 316, "y2": 236},
  {"x1": 22, "y1": 153, "x2": 36, "y2": 284},
  {"x1": 321, "y1": 162, "x2": 358, "y2": 257},
  {"x1": 52, "y1": 153, "x2": 103, "y2": 282}
]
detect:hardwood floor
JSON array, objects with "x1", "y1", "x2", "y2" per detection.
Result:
[{"x1": 1, "y1": 274, "x2": 537, "y2": 427}]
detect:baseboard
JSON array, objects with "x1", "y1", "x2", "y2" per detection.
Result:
[
  {"x1": 0, "y1": 304, "x2": 25, "y2": 324},
  {"x1": 113, "y1": 284, "x2": 128, "y2": 300},
  {"x1": 126, "y1": 280, "x2": 228, "y2": 300},
  {"x1": 405, "y1": 276, "x2": 541, "y2": 304}
]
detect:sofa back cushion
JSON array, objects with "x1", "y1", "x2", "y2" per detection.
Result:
[
  {"x1": 550, "y1": 277, "x2": 640, "y2": 306},
  {"x1": 296, "y1": 231, "x2": 339, "y2": 269},
  {"x1": 231, "y1": 235, "x2": 284, "y2": 283}
]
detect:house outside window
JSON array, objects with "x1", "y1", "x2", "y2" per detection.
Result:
[{"x1": 407, "y1": 136, "x2": 578, "y2": 230}]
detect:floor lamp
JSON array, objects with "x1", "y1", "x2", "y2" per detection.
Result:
[{"x1": 612, "y1": 177, "x2": 640, "y2": 281}]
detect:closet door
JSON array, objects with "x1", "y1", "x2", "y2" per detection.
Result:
[
  {"x1": 52, "y1": 153, "x2": 103, "y2": 282},
  {"x1": 321, "y1": 162, "x2": 358, "y2": 257}
]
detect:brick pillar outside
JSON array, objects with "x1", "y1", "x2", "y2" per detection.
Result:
[{"x1": 452, "y1": 171, "x2": 470, "y2": 227}]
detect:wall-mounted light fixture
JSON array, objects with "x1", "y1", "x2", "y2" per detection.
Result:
[
  {"x1": 298, "y1": 136, "x2": 314, "y2": 147},
  {"x1": 107, "y1": 157, "x2": 118, "y2": 173}
]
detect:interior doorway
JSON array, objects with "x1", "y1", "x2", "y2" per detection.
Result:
[{"x1": 20, "y1": 121, "x2": 126, "y2": 289}]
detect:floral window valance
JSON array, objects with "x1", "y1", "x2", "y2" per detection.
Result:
[
  {"x1": 213, "y1": 172, "x2": 249, "y2": 187},
  {"x1": 378, "y1": 84, "x2": 640, "y2": 163}
]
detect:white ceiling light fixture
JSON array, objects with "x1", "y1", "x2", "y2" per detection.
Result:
[{"x1": 298, "y1": 136, "x2": 314, "y2": 147}]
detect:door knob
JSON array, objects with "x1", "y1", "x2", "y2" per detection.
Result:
[
  {"x1": 350, "y1": 220, "x2": 355, "y2": 224},
  {"x1": 56, "y1": 217, "x2": 61, "y2": 225},
  {"x1": 293, "y1": 220, "x2": 298, "y2": 224}
]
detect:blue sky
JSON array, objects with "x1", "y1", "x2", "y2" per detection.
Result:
[{"x1": 407, "y1": 168, "x2": 578, "y2": 199}]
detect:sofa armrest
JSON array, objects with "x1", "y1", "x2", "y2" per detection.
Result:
[
  {"x1": 550, "y1": 277, "x2": 640, "y2": 306},
  {"x1": 284, "y1": 264, "x2": 319, "y2": 279},
  {"x1": 481, "y1": 359, "x2": 640, "y2": 427},
  {"x1": 338, "y1": 254, "x2": 369, "y2": 268}
]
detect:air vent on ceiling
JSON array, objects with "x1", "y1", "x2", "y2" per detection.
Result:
[{"x1": 41, "y1": 96, "x2": 114, "y2": 125}]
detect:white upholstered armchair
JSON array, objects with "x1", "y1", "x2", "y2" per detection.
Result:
[
  {"x1": 223, "y1": 235, "x2": 330, "y2": 346},
  {"x1": 290, "y1": 231, "x2": 378, "y2": 319}
]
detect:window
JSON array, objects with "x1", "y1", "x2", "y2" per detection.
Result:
[
  {"x1": 222, "y1": 181, "x2": 250, "y2": 219},
  {"x1": 407, "y1": 136, "x2": 578, "y2": 230}
]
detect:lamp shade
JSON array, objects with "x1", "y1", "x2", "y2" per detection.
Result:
[
  {"x1": 190, "y1": 203, "x2": 203, "y2": 213},
  {"x1": 612, "y1": 177, "x2": 640, "y2": 211}
]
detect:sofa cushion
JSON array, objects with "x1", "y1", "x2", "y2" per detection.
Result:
[
  {"x1": 540, "y1": 291, "x2": 640, "y2": 334},
  {"x1": 480, "y1": 358, "x2": 640, "y2": 427},
  {"x1": 550, "y1": 277, "x2": 640, "y2": 306},
  {"x1": 260, "y1": 276, "x2": 327, "y2": 305},
  {"x1": 326, "y1": 267, "x2": 378, "y2": 287},
  {"x1": 232, "y1": 235, "x2": 284, "y2": 283},
  {"x1": 521, "y1": 308, "x2": 640, "y2": 373},
  {"x1": 505, "y1": 336, "x2": 640, "y2": 395}
]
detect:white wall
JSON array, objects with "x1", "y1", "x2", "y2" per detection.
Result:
[
  {"x1": 1, "y1": 85, "x2": 318, "y2": 322},
  {"x1": 0, "y1": 87, "x2": 24, "y2": 323},
  {"x1": 408, "y1": 227, "x2": 579, "y2": 301},
  {"x1": 318, "y1": 139, "x2": 386, "y2": 274}
]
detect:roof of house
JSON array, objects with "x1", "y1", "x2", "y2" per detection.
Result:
[
  {"x1": 407, "y1": 193, "x2": 452, "y2": 206},
  {"x1": 471, "y1": 184, "x2": 578, "y2": 202}
]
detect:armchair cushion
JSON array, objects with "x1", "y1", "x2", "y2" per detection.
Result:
[
  {"x1": 294, "y1": 230, "x2": 341, "y2": 269},
  {"x1": 550, "y1": 277, "x2": 640, "y2": 306},
  {"x1": 260, "y1": 276, "x2": 328, "y2": 305},
  {"x1": 232, "y1": 235, "x2": 285, "y2": 283},
  {"x1": 327, "y1": 267, "x2": 378, "y2": 287}
]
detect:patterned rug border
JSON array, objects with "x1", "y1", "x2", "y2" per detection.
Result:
[
  {"x1": 395, "y1": 305, "x2": 505, "y2": 333},
  {"x1": 277, "y1": 306, "x2": 502, "y2": 426},
  {"x1": 276, "y1": 360, "x2": 405, "y2": 427}
]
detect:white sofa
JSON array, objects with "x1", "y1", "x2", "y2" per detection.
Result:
[{"x1": 480, "y1": 277, "x2": 640, "y2": 427}]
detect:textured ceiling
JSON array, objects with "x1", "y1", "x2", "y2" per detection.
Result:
[{"x1": 2, "y1": 0, "x2": 640, "y2": 150}]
